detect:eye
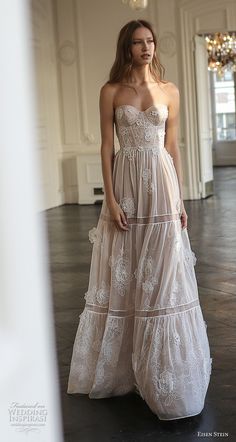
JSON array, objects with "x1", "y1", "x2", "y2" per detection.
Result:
[{"x1": 132, "y1": 39, "x2": 154, "y2": 45}]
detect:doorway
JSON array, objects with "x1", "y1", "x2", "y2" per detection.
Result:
[
  {"x1": 209, "y1": 69, "x2": 236, "y2": 165},
  {"x1": 194, "y1": 33, "x2": 236, "y2": 198}
]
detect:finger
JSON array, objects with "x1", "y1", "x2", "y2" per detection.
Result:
[
  {"x1": 119, "y1": 220, "x2": 129, "y2": 231},
  {"x1": 120, "y1": 211, "x2": 128, "y2": 226},
  {"x1": 116, "y1": 218, "x2": 129, "y2": 231},
  {"x1": 180, "y1": 215, "x2": 187, "y2": 229},
  {"x1": 118, "y1": 212, "x2": 129, "y2": 229}
]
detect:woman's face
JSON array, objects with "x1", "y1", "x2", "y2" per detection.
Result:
[{"x1": 130, "y1": 27, "x2": 155, "y2": 66}]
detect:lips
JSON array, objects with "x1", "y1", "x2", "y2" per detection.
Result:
[{"x1": 141, "y1": 54, "x2": 150, "y2": 58}]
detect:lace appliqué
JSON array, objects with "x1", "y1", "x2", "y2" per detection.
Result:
[
  {"x1": 176, "y1": 198, "x2": 182, "y2": 215},
  {"x1": 119, "y1": 126, "x2": 129, "y2": 137},
  {"x1": 185, "y1": 249, "x2": 197, "y2": 266},
  {"x1": 120, "y1": 197, "x2": 135, "y2": 216},
  {"x1": 132, "y1": 321, "x2": 163, "y2": 376},
  {"x1": 142, "y1": 168, "x2": 154, "y2": 194},
  {"x1": 132, "y1": 314, "x2": 212, "y2": 409},
  {"x1": 169, "y1": 332, "x2": 181, "y2": 347},
  {"x1": 147, "y1": 107, "x2": 169, "y2": 125},
  {"x1": 154, "y1": 369, "x2": 180, "y2": 406},
  {"x1": 121, "y1": 145, "x2": 162, "y2": 161},
  {"x1": 134, "y1": 253, "x2": 158, "y2": 309},
  {"x1": 115, "y1": 104, "x2": 168, "y2": 159},
  {"x1": 121, "y1": 148, "x2": 136, "y2": 161},
  {"x1": 144, "y1": 128, "x2": 153, "y2": 141},
  {"x1": 168, "y1": 275, "x2": 182, "y2": 307},
  {"x1": 99, "y1": 318, "x2": 123, "y2": 368},
  {"x1": 115, "y1": 107, "x2": 124, "y2": 120},
  {"x1": 135, "y1": 118, "x2": 145, "y2": 127},
  {"x1": 92, "y1": 316, "x2": 135, "y2": 396},
  {"x1": 150, "y1": 353, "x2": 212, "y2": 408},
  {"x1": 84, "y1": 281, "x2": 110, "y2": 305},
  {"x1": 151, "y1": 146, "x2": 162, "y2": 156},
  {"x1": 109, "y1": 248, "x2": 133, "y2": 296},
  {"x1": 88, "y1": 227, "x2": 103, "y2": 246}
]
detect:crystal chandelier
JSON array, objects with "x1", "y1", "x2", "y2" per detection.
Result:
[
  {"x1": 122, "y1": 0, "x2": 148, "y2": 10},
  {"x1": 205, "y1": 32, "x2": 236, "y2": 76}
]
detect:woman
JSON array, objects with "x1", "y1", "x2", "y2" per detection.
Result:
[{"x1": 67, "y1": 19, "x2": 212, "y2": 421}]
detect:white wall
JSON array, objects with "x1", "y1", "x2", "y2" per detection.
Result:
[
  {"x1": 31, "y1": 0, "x2": 63, "y2": 209},
  {"x1": 33, "y1": 0, "x2": 236, "y2": 208},
  {"x1": 54, "y1": 0, "x2": 185, "y2": 204}
]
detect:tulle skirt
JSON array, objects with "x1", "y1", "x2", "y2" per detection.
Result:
[{"x1": 67, "y1": 147, "x2": 212, "y2": 420}]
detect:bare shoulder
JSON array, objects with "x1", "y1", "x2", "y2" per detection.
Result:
[
  {"x1": 164, "y1": 81, "x2": 179, "y2": 100},
  {"x1": 100, "y1": 82, "x2": 119, "y2": 104},
  {"x1": 160, "y1": 81, "x2": 179, "y2": 112}
]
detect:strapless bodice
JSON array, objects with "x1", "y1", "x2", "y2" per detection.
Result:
[{"x1": 114, "y1": 104, "x2": 168, "y2": 152}]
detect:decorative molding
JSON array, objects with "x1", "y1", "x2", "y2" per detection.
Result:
[
  {"x1": 54, "y1": 0, "x2": 82, "y2": 146},
  {"x1": 147, "y1": 0, "x2": 159, "y2": 36},
  {"x1": 178, "y1": 0, "x2": 230, "y2": 30},
  {"x1": 31, "y1": 0, "x2": 47, "y2": 46},
  {"x1": 58, "y1": 40, "x2": 76, "y2": 65},
  {"x1": 73, "y1": 0, "x2": 98, "y2": 146},
  {"x1": 57, "y1": 146, "x2": 101, "y2": 156},
  {"x1": 84, "y1": 133, "x2": 96, "y2": 144},
  {"x1": 77, "y1": 154, "x2": 103, "y2": 204},
  {"x1": 31, "y1": 0, "x2": 47, "y2": 21},
  {"x1": 86, "y1": 163, "x2": 103, "y2": 184},
  {"x1": 159, "y1": 32, "x2": 176, "y2": 57},
  {"x1": 36, "y1": 118, "x2": 48, "y2": 150},
  {"x1": 195, "y1": 9, "x2": 227, "y2": 33},
  {"x1": 179, "y1": 7, "x2": 201, "y2": 199}
]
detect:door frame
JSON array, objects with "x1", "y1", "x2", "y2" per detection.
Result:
[
  {"x1": 210, "y1": 70, "x2": 236, "y2": 166},
  {"x1": 178, "y1": 0, "x2": 236, "y2": 198}
]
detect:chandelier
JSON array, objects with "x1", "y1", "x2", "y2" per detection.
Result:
[
  {"x1": 205, "y1": 32, "x2": 236, "y2": 76},
  {"x1": 122, "y1": 0, "x2": 148, "y2": 10}
]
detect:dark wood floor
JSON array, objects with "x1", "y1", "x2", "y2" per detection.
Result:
[{"x1": 46, "y1": 166, "x2": 236, "y2": 442}]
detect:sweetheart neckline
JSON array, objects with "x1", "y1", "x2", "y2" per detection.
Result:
[{"x1": 114, "y1": 103, "x2": 168, "y2": 113}]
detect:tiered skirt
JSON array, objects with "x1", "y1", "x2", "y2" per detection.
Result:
[{"x1": 67, "y1": 146, "x2": 212, "y2": 420}]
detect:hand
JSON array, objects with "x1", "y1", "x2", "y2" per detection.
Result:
[
  {"x1": 180, "y1": 205, "x2": 188, "y2": 230},
  {"x1": 108, "y1": 201, "x2": 129, "y2": 232}
]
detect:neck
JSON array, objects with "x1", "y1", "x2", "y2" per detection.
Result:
[{"x1": 129, "y1": 65, "x2": 154, "y2": 85}]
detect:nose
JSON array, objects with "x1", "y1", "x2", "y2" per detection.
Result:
[{"x1": 142, "y1": 40, "x2": 149, "y2": 51}]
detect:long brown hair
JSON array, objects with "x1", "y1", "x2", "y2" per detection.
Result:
[{"x1": 108, "y1": 19, "x2": 167, "y2": 85}]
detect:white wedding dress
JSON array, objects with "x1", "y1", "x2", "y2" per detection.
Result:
[{"x1": 67, "y1": 103, "x2": 213, "y2": 420}]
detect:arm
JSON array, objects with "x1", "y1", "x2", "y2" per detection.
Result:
[
  {"x1": 99, "y1": 84, "x2": 129, "y2": 231},
  {"x1": 165, "y1": 82, "x2": 188, "y2": 228},
  {"x1": 99, "y1": 83, "x2": 116, "y2": 208}
]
